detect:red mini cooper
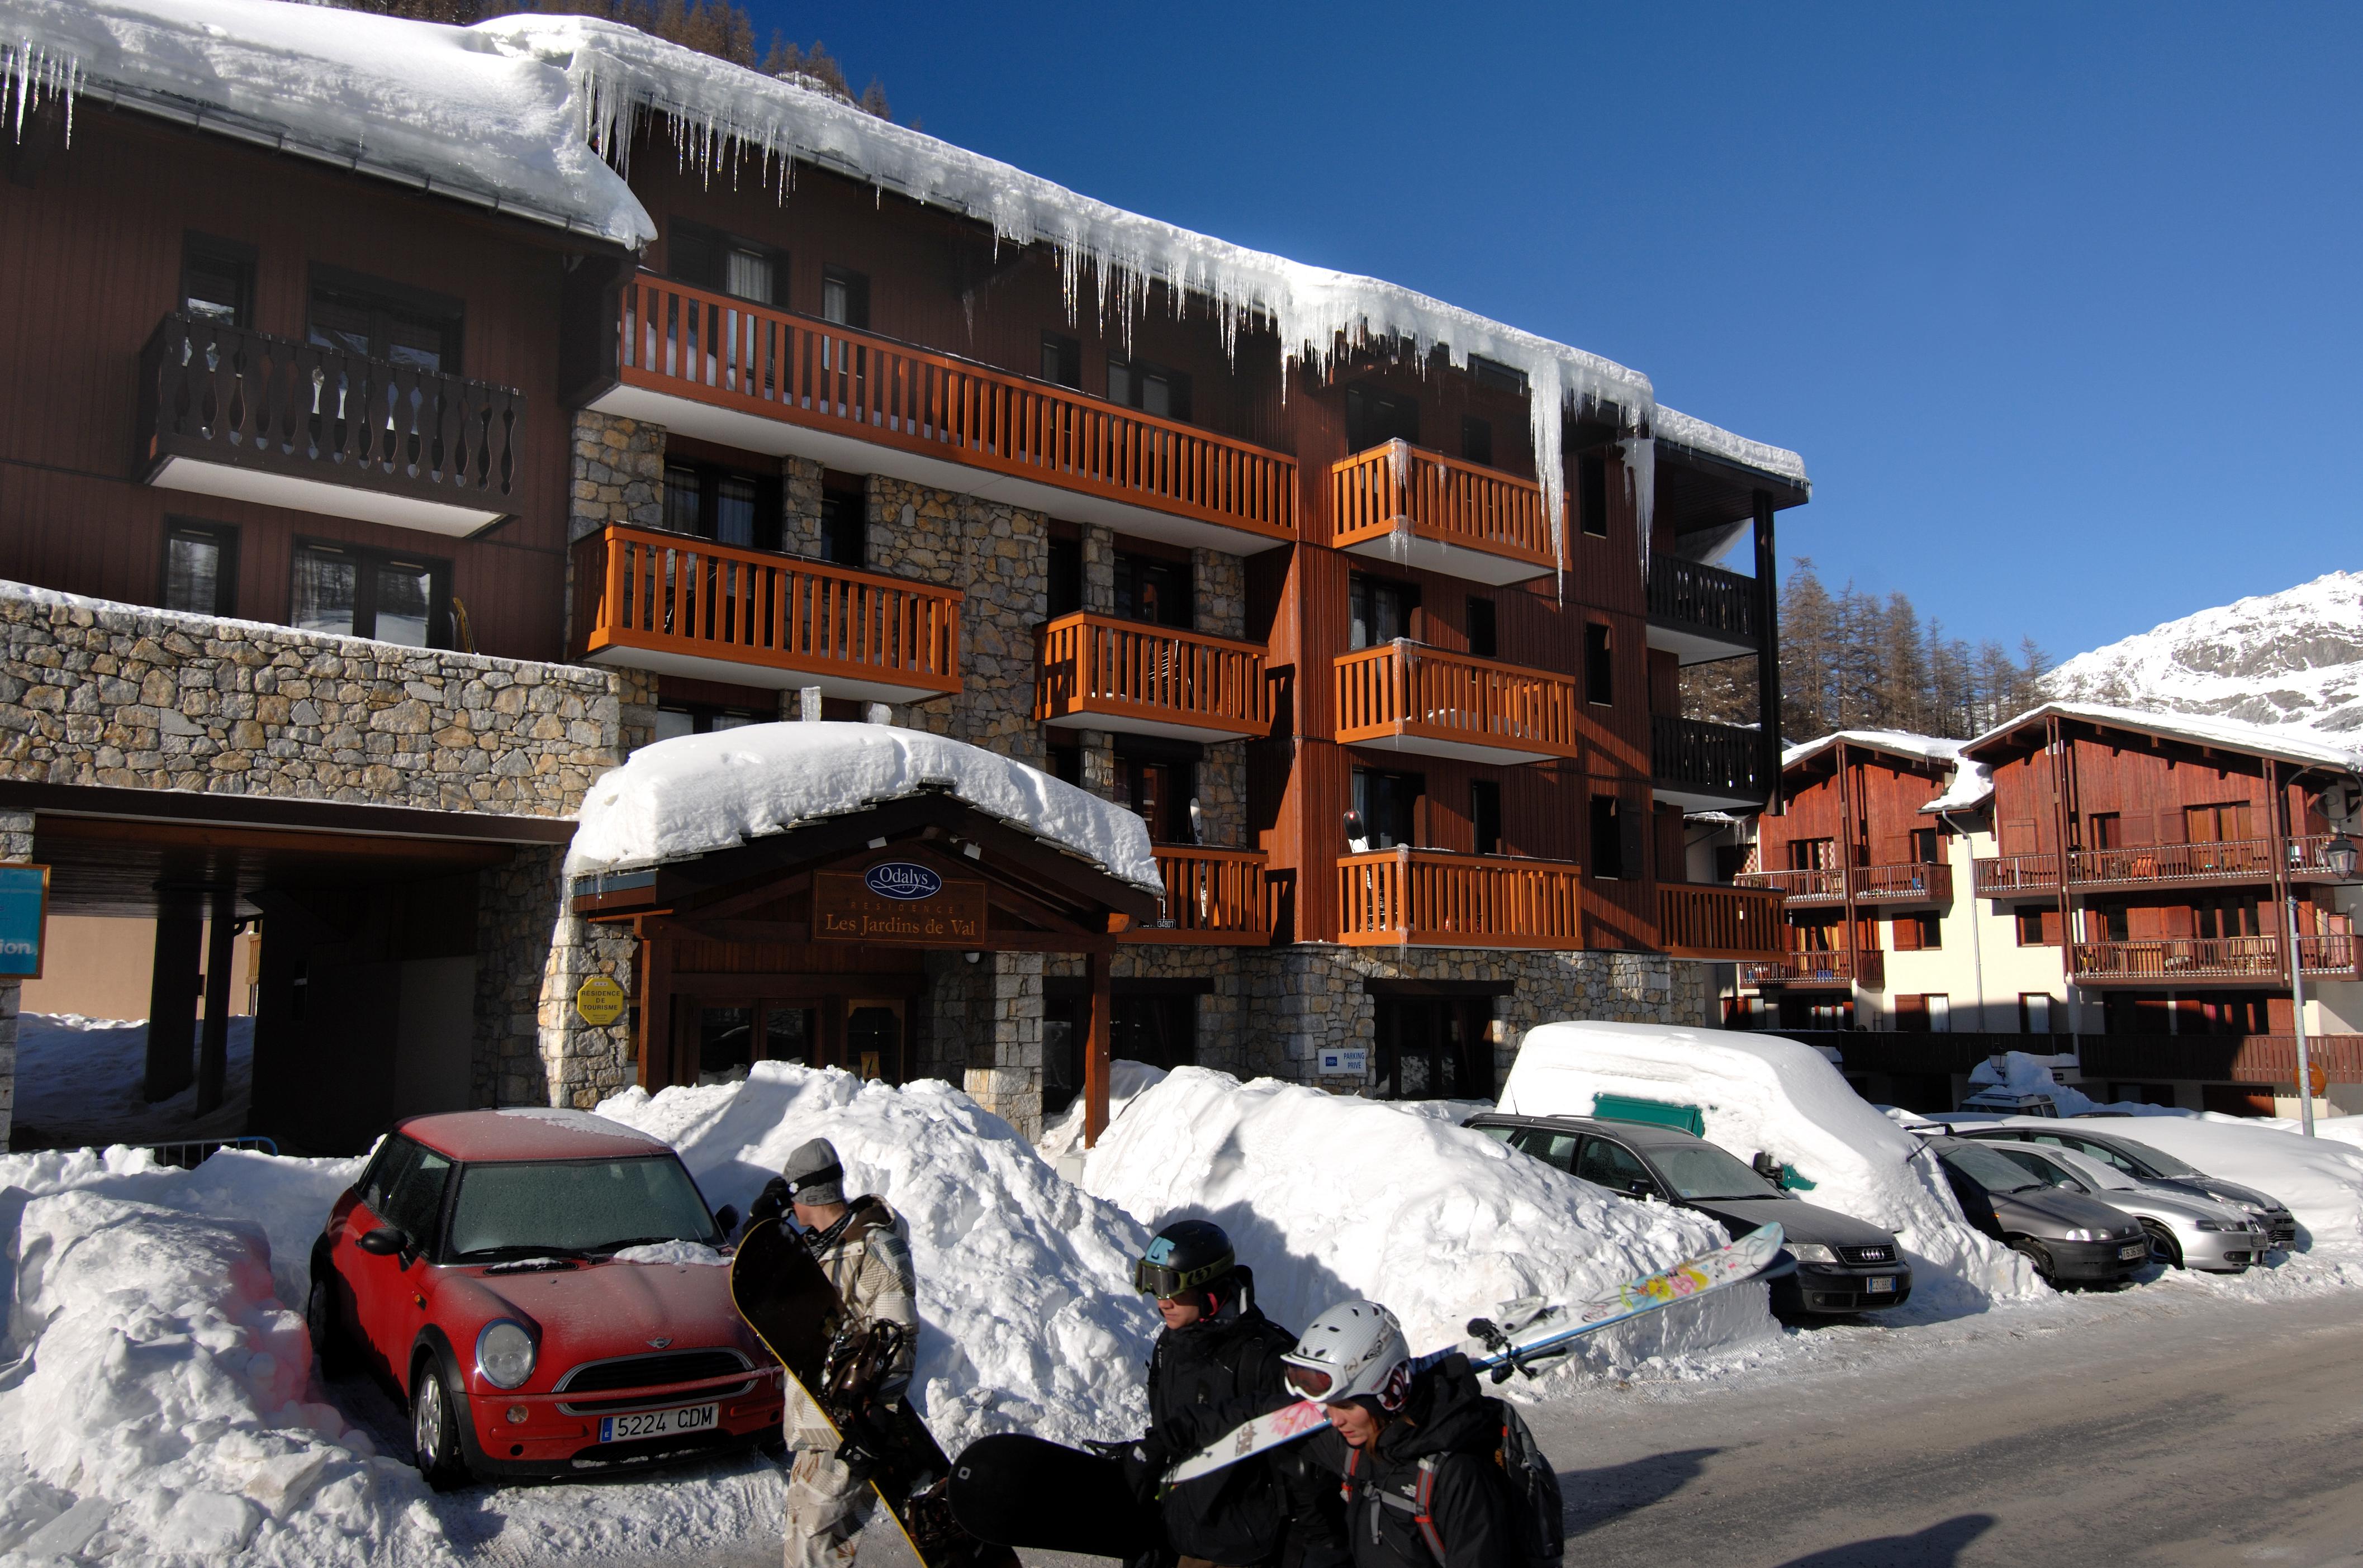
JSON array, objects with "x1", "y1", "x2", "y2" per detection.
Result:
[{"x1": 307, "y1": 1109, "x2": 784, "y2": 1486}]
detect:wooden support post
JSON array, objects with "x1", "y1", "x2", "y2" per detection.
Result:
[
  {"x1": 195, "y1": 890, "x2": 237, "y2": 1115},
  {"x1": 1084, "y1": 945, "x2": 1113, "y2": 1148},
  {"x1": 144, "y1": 889, "x2": 203, "y2": 1103},
  {"x1": 1752, "y1": 492, "x2": 1782, "y2": 812},
  {"x1": 635, "y1": 920, "x2": 673, "y2": 1094}
]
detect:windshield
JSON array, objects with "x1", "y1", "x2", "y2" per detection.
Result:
[
  {"x1": 447, "y1": 1156, "x2": 719, "y2": 1261},
  {"x1": 1650, "y1": 1144, "x2": 1785, "y2": 1201},
  {"x1": 2087, "y1": 1136, "x2": 2199, "y2": 1180},
  {"x1": 1943, "y1": 1142, "x2": 2049, "y2": 1195}
]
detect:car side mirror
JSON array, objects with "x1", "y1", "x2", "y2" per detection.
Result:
[
  {"x1": 713, "y1": 1204, "x2": 740, "y2": 1236},
  {"x1": 1752, "y1": 1152, "x2": 1787, "y2": 1190},
  {"x1": 357, "y1": 1226, "x2": 406, "y2": 1257},
  {"x1": 1628, "y1": 1180, "x2": 1654, "y2": 1199}
]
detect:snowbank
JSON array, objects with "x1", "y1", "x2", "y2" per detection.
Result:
[
  {"x1": 1498, "y1": 1023, "x2": 2041, "y2": 1311},
  {"x1": 1035, "y1": 1059, "x2": 1169, "y2": 1161},
  {"x1": 13, "y1": 1013, "x2": 253, "y2": 1148},
  {"x1": 566, "y1": 721, "x2": 1161, "y2": 896},
  {"x1": 2005, "y1": 1114, "x2": 2363, "y2": 1257},
  {"x1": 1079, "y1": 1067, "x2": 1776, "y2": 1374},
  {"x1": 594, "y1": 1063, "x2": 1159, "y2": 1447}
]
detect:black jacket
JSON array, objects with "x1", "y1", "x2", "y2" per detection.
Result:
[
  {"x1": 1146, "y1": 1270, "x2": 1342, "y2": 1568},
  {"x1": 1306, "y1": 1356, "x2": 1516, "y2": 1568}
]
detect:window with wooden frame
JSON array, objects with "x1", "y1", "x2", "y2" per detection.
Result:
[
  {"x1": 1048, "y1": 534, "x2": 1083, "y2": 617},
  {"x1": 2185, "y1": 801, "x2": 2255, "y2": 844},
  {"x1": 1584, "y1": 623, "x2": 1614, "y2": 706},
  {"x1": 1344, "y1": 382, "x2": 1418, "y2": 453},
  {"x1": 1471, "y1": 780, "x2": 1503, "y2": 856},
  {"x1": 1349, "y1": 574, "x2": 1418, "y2": 649},
  {"x1": 1464, "y1": 595, "x2": 1498, "y2": 659},
  {"x1": 1460, "y1": 415, "x2": 1494, "y2": 468},
  {"x1": 1115, "y1": 739, "x2": 1197, "y2": 844},
  {"x1": 819, "y1": 475, "x2": 865, "y2": 566},
  {"x1": 1891, "y1": 911, "x2": 1941, "y2": 951},
  {"x1": 1909, "y1": 826, "x2": 1942, "y2": 864},
  {"x1": 1352, "y1": 767, "x2": 1422, "y2": 850},
  {"x1": 2019, "y1": 993, "x2": 2053, "y2": 1034},
  {"x1": 822, "y1": 265, "x2": 871, "y2": 329},
  {"x1": 2015, "y1": 906, "x2": 2063, "y2": 947},
  {"x1": 1578, "y1": 454, "x2": 1610, "y2": 538},
  {"x1": 290, "y1": 540, "x2": 449, "y2": 648},
  {"x1": 160, "y1": 520, "x2": 237, "y2": 618},
  {"x1": 1590, "y1": 793, "x2": 1627, "y2": 879},
  {"x1": 1041, "y1": 331, "x2": 1083, "y2": 389},
  {"x1": 181, "y1": 234, "x2": 255, "y2": 328},
  {"x1": 668, "y1": 218, "x2": 788, "y2": 307},
  {"x1": 1469, "y1": 354, "x2": 1529, "y2": 396},
  {"x1": 306, "y1": 267, "x2": 463, "y2": 373},
  {"x1": 1787, "y1": 837, "x2": 1835, "y2": 872},
  {"x1": 665, "y1": 459, "x2": 782, "y2": 552},
  {"x1": 1114, "y1": 547, "x2": 1193, "y2": 630},
  {"x1": 1109, "y1": 355, "x2": 1192, "y2": 422}
]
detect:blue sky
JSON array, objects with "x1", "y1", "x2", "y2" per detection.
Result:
[{"x1": 741, "y1": 2, "x2": 2359, "y2": 661}]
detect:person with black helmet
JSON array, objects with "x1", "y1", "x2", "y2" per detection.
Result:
[
  {"x1": 1277, "y1": 1301, "x2": 1517, "y2": 1568},
  {"x1": 1107, "y1": 1219, "x2": 1346, "y2": 1568}
]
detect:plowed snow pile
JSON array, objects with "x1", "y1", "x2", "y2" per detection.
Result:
[
  {"x1": 1497, "y1": 1023, "x2": 2042, "y2": 1311},
  {"x1": 1078, "y1": 1067, "x2": 1776, "y2": 1372},
  {"x1": 594, "y1": 1063, "x2": 1160, "y2": 1447}
]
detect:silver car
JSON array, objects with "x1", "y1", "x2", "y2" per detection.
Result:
[
  {"x1": 1974, "y1": 1142, "x2": 2265, "y2": 1273},
  {"x1": 1949, "y1": 1123, "x2": 2298, "y2": 1250}
]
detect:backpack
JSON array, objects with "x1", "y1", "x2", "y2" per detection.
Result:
[{"x1": 1356, "y1": 1398, "x2": 1564, "y2": 1568}]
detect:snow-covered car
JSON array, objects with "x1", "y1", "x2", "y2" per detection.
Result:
[
  {"x1": 1957, "y1": 1087, "x2": 2057, "y2": 1116},
  {"x1": 1926, "y1": 1137, "x2": 2150, "y2": 1286},
  {"x1": 1465, "y1": 1112, "x2": 1913, "y2": 1316},
  {"x1": 307, "y1": 1110, "x2": 784, "y2": 1487},
  {"x1": 1944, "y1": 1123, "x2": 2296, "y2": 1250},
  {"x1": 1970, "y1": 1141, "x2": 2266, "y2": 1272}
]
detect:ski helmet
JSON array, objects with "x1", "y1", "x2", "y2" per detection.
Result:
[
  {"x1": 1133, "y1": 1219, "x2": 1236, "y2": 1303},
  {"x1": 1280, "y1": 1300, "x2": 1412, "y2": 1410}
]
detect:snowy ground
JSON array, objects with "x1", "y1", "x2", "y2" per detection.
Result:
[{"x1": 10, "y1": 1015, "x2": 253, "y2": 1151}]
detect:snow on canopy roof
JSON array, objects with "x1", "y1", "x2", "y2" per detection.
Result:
[
  {"x1": 1963, "y1": 700, "x2": 2363, "y2": 775},
  {"x1": 1780, "y1": 729, "x2": 1966, "y2": 772},
  {"x1": 565, "y1": 721, "x2": 1163, "y2": 895},
  {"x1": 1921, "y1": 759, "x2": 1994, "y2": 815}
]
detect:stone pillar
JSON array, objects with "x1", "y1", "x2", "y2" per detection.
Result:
[
  {"x1": 538, "y1": 907, "x2": 641, "y2": 1109},
  {"x1": 0, "y1": 811, "x2": 31, "y2": 1147},
  {"x1": 960, "y1": 950, "x2": 1046, "y2": 1141},
  {"x1": 1082, "y1": 526, "x2": 1117, "y2": 614},
  {"x1": 566, "y1": 410, "x2": 668, "y2": 658},
  {"x1": 1193, "y1": 546, "x2": 1250, "y2": 846},
  {"x1": 781, "y1": 455, "x2": 825, "y2": 558}
]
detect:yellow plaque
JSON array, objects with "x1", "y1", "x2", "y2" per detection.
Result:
[{"x1": 576, "y1": 975, "x2": 627, "y2": 1027}]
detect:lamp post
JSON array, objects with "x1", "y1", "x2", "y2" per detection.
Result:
[{"x1": 2290, "y1": 831, "x2": 2360, "y2": 1138}]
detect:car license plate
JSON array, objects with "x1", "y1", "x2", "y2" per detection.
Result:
[
  {"x1": 1864, "y1": 1275, "x2": 1896, "y2": 1294},
  {"x1": 2118, "y1": 1243, "x2": 2147, "y2": 1261},
  {"x1": 599, "y1": 1403, "x2": 719, "y2": 1443}
]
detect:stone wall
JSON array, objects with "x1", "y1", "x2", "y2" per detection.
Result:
[{"x1": 568, "y1": 410, "x2": 666, "y2": 543}]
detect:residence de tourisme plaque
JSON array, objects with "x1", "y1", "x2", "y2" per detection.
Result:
[{"x1": 814, "y1": 861, "x2": 986, "y2": 945}]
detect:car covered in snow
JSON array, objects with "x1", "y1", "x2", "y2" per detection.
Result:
[
  {"x1": 1943, "y1": 1123, "x2": 2297, "y2": 1250},
  {"x1": 1957, "y1": 1087, "x2": 2058, "y2": 1116},
  {"x1": 1967, "y1": 1141, "x2": 2267, "y2": 1272},
  {"x1": 307, "y1": 1109, "x2": 784, "y2": 1487},
  {"x1": 1465, "y1": 1112, "x2": 1914, "y2": 1317},
  {"x1": 1924, "y1": 1136, "x2": 2150, "y2": 1286}
]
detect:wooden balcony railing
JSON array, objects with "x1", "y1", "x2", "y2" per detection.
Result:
[
  {"x1": 1122, "y1": 845, "x2": 1271, "y2": 945},
  {"x1": 572, "y1": 524, "x2": 961, "y2": 700},
  {"x1": 1738, "y1": 948, "x2": 1885, "y2": 990},
  {"x1": 1972, "y1": 853, "x2": 2060, "y2": 895},
  {"x1": 139, "y1": 312, "x2": 522, "y2": 528},
  {"x1": 1645, "y1": 555, "x2": 1761, "y2": 646},
  {"x1": 1035, "y1": 613, "x2": 1270, "y2": 741},
  {"x1": 2070, "y1": 839, "x2": 2277, "y2": 886},
  {"x1": 2071, "y1": 935, "x2": 2362, "y2": 983},
  {"x1": 615, "y1": 274, "x2": 1296, "y2": 544},
  {"x1": 1651, "y1": 716, "x2": 1769, "y2": 801},
  {"x1": 1330, "y1": 441, "x2": 1553, "y2": 580},
  {"x1": 1334, "y1": 642, "x2": 1581, "y2": 763},
  {"x1": 1852, "y1": 862, "x2": 1954, "y2": 902},
  {"x1": 1736, "y1": 867, "x2": 1844, "y2": 901},
  {"x1": 1338, "y1": 848, "x2": 1587, "y2": 948},
  {"x1": 1658, "y1": 883, "x2": 1789, "y2": 961}
]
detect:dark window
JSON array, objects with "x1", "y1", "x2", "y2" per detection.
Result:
[
  {"x1": 307, "y1": 268, "x2": 462, "y2": 373},
  {"x1": 1046, "y1": 742, "x2": 1083, "y2": 786},
  {"x1": 1591, "y1": 794, "x2": 1625, "y2": 879},
  {"x1": 1460, "y1": 415, "x2": 1493, "y2": 468},
  {"x1": 668, "y1": 218, "x2": 787, "y2": 306},
  {"x1": 653, "y1": 705, "x2": 761, "y2": 742},
  {"x1": 1048, "y1": 536, "x2": 1083, "y2": 616},
  {"x1": 2019, "y1": 993, "x2": 2053, "y2": 1033},
  {"x1": 2015, "y1": 907, "x2": 2062, "y2": 947},
  {"x1": 1108, "y1": 356, "x2": 1192, "y2": 422},
  {"x1": 161, "y1": 520, "x2": 236, "y2": 617},
  {"x1": 819, "y1": 477, "x2": 865, "y2": 565},
  {"x1": 2088, "y1": 812, "x2": 2122, "y2": 850},
  {"x1": 1349, "y1": 574, "x2": 1418, "y2": 649},
  {"x1": 1114, "y1": 549, "x2": 1192, "y2": 630},
  {"x1": 666, "y1": 460, "x2": 783, "y2": 552},
  {"x1": 1471, "y1": 780, "x2": 1502, "y2": 856},
  {"x1": 1578, "y1": 454, "x2": 1610, "y2": 538},
  {"x1": 2097, "y1": 901, "x2": 2134, "y2": 942},
  {"x1": 1374, "y1": 997, "x2": 1492, "y2": 1099},
  {"x1": 2192, "y1": 894, "x2": 2259, "y2": 940},
  {"x1": 1351, "y1": 768, "x2": 1421, "y2": 849},
  {"x1": 1344, "y1": 382, "x2": 1419, "y2": 453},
  {"x1": 1788, "y1": 838, "x2": 1835, "y2": 871},
  {"x1": 1116, "y1": 750, "x2": 1194, "y2": 843},
  {"x1": 1041, "y1": 332, "x2": 1083, "y2": 389},
  {"x1": 1575, "y1": 1137, "x2": 1655, "y2": 1196},
  {"x1": 1465, "y1": 596, "x2": 1497, "y2": 659},
  {"x1": 181, "y1": 234, "x2": 254, "y2": 327},
  {"x1": 1469, "y1": 354, "x2": 1529, "y2": 395},
  {"x1": 822, "y1": 265, "x2": 870, "y2": 330},
  {"x1": 1585, "y1": 623, "x2": 1614, "y2": 705},
  {"x1": 291, "y1": 541, "x2": 448, "y2": 647},
  {"x1": 1114, "y1": 992, "x2": 1198, "y2": 1071},
  {"x1": 379, "y1": 1144, "x2": 454, "y2": 1248},
  {"x1": 1910, "y1": 827, "x2": 1942, "y2": 864}
]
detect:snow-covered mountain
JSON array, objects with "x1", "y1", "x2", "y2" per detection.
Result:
[{"x1": 2046, "y1": 571, "x2": 2363, "y2": 735}]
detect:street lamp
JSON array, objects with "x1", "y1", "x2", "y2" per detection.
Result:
[
  {"x1": 2327, "y1": 833, "x2": 2359, "y2": 880},
  {"x1": 2289, "y1": 831, "x2": 2360, "y2": 1138}
]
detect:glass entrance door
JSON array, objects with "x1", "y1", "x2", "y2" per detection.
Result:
[{"x1": 845, "y1": 999, "x2": 904, "y2": 1082}]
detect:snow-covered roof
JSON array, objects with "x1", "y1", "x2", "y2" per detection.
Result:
[
  {"x1": 1920, "y1": 758, "x2": 1994, "y2": 815},
  {"x1": 1, "y1": 0, "x2": 1806, "y2": 543},
  {"x1": 1780, "y1": 729, "x2": 1966, "y2": 772},
  {"x1": 564, "y1": 721, "x2": 1163, "y2": 895},
  {"x1": 1963, "y1": 700, "x2": 2363, "y2": 774}
]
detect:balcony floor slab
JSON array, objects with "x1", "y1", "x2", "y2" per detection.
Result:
[
  {"x1": 1653, "y1": 782, "x2": 1769, "y2": 811},
  {"x1": 148, "y1": 453, "x2": 504, "y2": 538},
  {"x1": 1345, "y1": 733, "x2": 1560, "y2": 767},
  {"x1": 1644, "y1": 619, "x2": 1758, "y2": 666},
  {"x1": 580, "y1": 643, "x2": 948, "y2": 705},
  {"x1": 1043, "y1": 711, "x2": 1261, "y2": 745},
  {"x1": 1338, "y1": 530, "x2": 1551, "y2": 587}
]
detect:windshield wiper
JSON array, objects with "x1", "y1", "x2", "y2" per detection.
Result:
[
  {"x1": 595, "y1": 1235, "x2": 695, "y2": 1253},
  {"x1": 456, "y1": 1244, "x2": 596, "y2": 1264},
  {"x1": 483, "y1": 1256, "x2": 582, "y2": 1275}
]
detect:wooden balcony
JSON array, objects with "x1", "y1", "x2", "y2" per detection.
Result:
[
  {"x1": 1738, "y1": 948, "x2": 1885, "y2": 990},
  {"x1": 1121, "y1": 845, "x2": 1271, "y2": 945},
  {"x1": 139, "y1": 312, "x2": 521, "y2": 536},
  {"x1": 1333, "y1": 643, "x2": 1580, "y2": 766},
  {"x1": 2071, "y1": 935, "x2": 2361, "y2": 986},
  {"x1": 1982, "y1": 838, "x2": 2351, "y2": 895},
  {"x1": 571, "y1": 524, "x2": 961, "y2": 701},
  {"x1": 1035, "y1": 613, "x2": 1270, "y2": 743},
  {"x1": 1735, "y1": 867, "x2": 1844, "y2": 904},
  {"x1": 1645, "y1": 555, "x2": 1762, "y2": 664},
  {"x1": 1973, "y1": 853, "x2": 2059, "y2": 895},
  {"x1": 1328, "y1": 441, "x2": 1554, "y2": 585},
  {"x1": 1339, "y1": 848, "x2": 1587, "y2": 948},
  {"x1": 590, "y1": 274, "x2": 1296, "y2": 555},
  {"x1": 1852, "y1": 862, "x2": 1953, "y2": 904},
  {"x1": 1651, "y1": 716, "x2": 1769, "y2": 809},
  {"x1": 1658, "y1": 883, "x2": 1789, "y2": 962}
]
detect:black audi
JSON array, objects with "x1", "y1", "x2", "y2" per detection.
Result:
[{"x1": 1466, "y1": 1112, "x2": 1913, "y2": 1317}]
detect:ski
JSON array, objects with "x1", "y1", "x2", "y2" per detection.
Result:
[{"x1": 1159, "y1": 1222, "x2": 1786, "y2": 1486}]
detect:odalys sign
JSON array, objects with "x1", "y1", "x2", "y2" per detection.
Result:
[
  {"x1": 815, "y1": 861, "x2": 985, "y2": 945},
  {"x1": 0, "y1": 864, "x2": 49, "y2": 980}
]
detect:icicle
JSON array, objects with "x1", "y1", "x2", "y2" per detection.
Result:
[
  {"x1": 1620, "y1": 434, "x2": 1656, "y2": 585},
  {"x1": 5, "y1": 41, "x2": 81, "y2": 148}
]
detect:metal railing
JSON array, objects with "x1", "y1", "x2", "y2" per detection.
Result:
[
  {"x1": 2070, "y1": 934, "x2": 2361, "y2": 982},
  {"x1": 1738, "y1": 948, "x2": 1885, "y2": 990},
  {"x1": 1972, "y1": 853, "x2": 2060, "y2": 894}
]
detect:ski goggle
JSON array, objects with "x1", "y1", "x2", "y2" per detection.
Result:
[
  {"x1": 1132, "y1": 1256, "x2": 1230, "y2": 1299},
  {"x1": 1280, "y1": 1363, "x2": 1334, "y2": 1400}
]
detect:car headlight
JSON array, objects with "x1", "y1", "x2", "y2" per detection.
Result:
[
  {"x1": 1787, "y1": 1243, "x2": 1837, "y2": 1264},
  {"x1": 2195, "y1": 1220, "x2": 2241, "y2": 1232},
  {"x1": 476, "y1": 1320, "x2": 537, "y2": 1390},
  {"x1": 2060, "y1": 1228, "x2": 2106, "y2": 1242}
]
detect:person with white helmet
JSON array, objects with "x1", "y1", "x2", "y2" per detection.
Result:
[{"x1": 1278, "y1": 1301, "x2": 1519, "y2": 1568}]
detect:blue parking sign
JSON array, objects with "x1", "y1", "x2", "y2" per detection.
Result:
[{"x1": 0, "y1": 865, "x2": 48, "y2": 980}]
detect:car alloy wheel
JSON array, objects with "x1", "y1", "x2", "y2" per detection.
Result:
[
  {"x1": 2141, "y1": 1219, "x2": 2183, "y2": 1270},
  {"x1": 2010, "y1": 1237, "x2": 2055, "y2": 1286},
  {"x1": 411, "y1": 1358, "x2": 469, "y2": 1490}
]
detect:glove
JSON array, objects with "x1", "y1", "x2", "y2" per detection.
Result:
[
  {"x1": 1083, "y1": 1436, "x2": 1166, "y2": 1501},
  {"x1": 748, "y1": 1177, "x2": 790, "y2": 1229}
]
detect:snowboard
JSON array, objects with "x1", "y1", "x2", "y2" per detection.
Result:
[
  {"x1": 1159, "y1": 1220, "x2": 1787, "y2": 1486},
  {"x1": 730, "y1": 1215, "x2": 1019, "y2": 1568},
  {"x1": 947, "y1": 1433, "x2": 1159, "y2": 1556}
]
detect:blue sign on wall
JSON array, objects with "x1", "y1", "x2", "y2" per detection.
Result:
[
  {"x1": 0, "y1": 865, "x2": 48, "y2": 980},
  {"x1": 864, "y1": 862, "x2": 945, "y2": 901}
]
